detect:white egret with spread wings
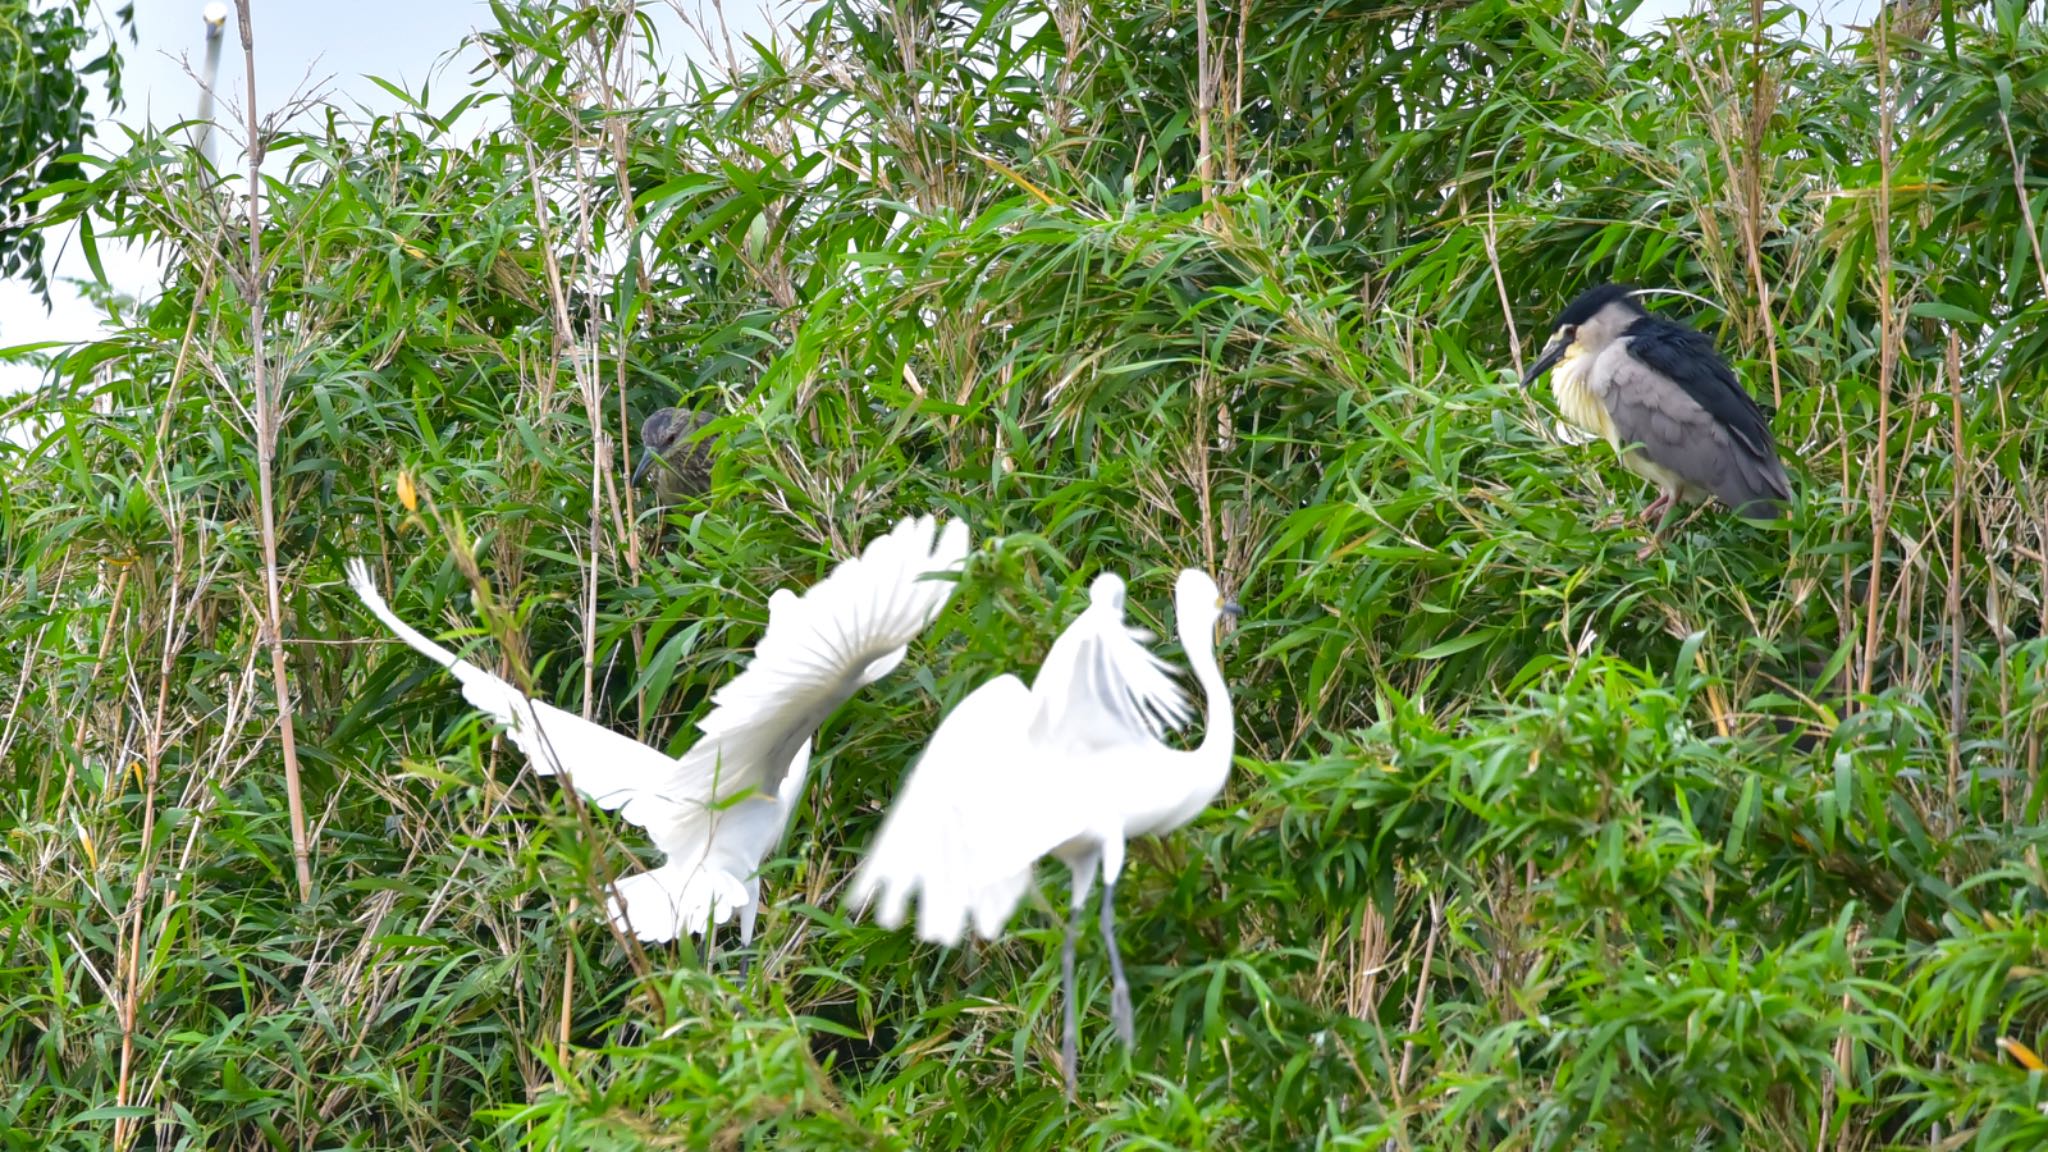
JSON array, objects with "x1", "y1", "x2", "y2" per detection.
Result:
[
  {"x1": 348, "y1": 513, "x2": 968, "y2": 951},
  {"x1": 853, "y1": 568, "x2": 1240, "y2": 1096}
]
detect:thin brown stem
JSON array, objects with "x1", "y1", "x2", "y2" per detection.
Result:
[
  {"x1": 232, "y1": 0, "x2": 312, "y2": 901},
  {"x1": 1744, "y1": 0, "x2": 1783, "y2": 408},
  {"x1": 1397, "y1": 893, "x2": 1442, "y2": 1094},
  {"x1": 1945, "y1": 331, "x2": 1966, "y2": 820},
  {"x1": 2000, "y1": 111, "x2": 2048, "y2": 300},
  {"x1": 1858, "y1": 17, "x2": 1896, "y2": 701},
  {"x1": 1482, "y1": 191, "x2": 1521, "y2": 379},
  {"x1": 1194, "y1": 0, "x2": 1214, "y2": 201}
]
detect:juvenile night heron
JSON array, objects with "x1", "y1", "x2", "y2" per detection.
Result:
[
  {"x1": 854, "y1": 570, "x2": 1240, "y2": 1098},
  {"x1": 1521, "y1": 284, "x2": 1792, "y2": 556},
  {"x1": 633, "y1": 407, "x2": 715, "y2": 507},
  {"x1": 347, "y1": 513, "x2": 968, "y2": 952}
]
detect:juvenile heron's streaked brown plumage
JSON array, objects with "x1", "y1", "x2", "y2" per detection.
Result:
[{"x1": 633, "y1": 407, "x2": 715, "y2": 507}]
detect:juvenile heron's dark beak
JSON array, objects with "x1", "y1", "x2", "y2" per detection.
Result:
[
  {"x1": 1221, "y1": 599, "x2": 1244, "y2": 618},
  {"x1": 1521, "y1": 337, "x2": 1567, "y2": 388},
  {"x1": 631, "y1": 451, "x2": 658, "y2": 486}
]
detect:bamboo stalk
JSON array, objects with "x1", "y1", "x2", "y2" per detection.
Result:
[
  {"x1": 1194, "y1": 0, "x2": 1214, "y2": 201},
  {"x1": 112, "y1": 563, "x2": 183, "y2": 1152},
  {"x1": 1396, "y1": 892, "x2": 1443, "y2": 1096},
  {"x1": 1858, "y1": 15, "x2": 1897, "y2": 701},
  {"x1": 1742, "y1": 0, "x2": 1784, "y2": 409},
  {"x1": 1944, "y1": 331, "x2": 1967, "y2": 821},
  {"x1": 233, "y1": 0, "x2": 313, "y2": 901}
]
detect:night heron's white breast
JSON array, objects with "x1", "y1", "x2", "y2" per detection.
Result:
[
  {"x1": 1558, "y1": 341, "x2": 1699, "y2": 502},
  {"x1": 1549, "y1": 347, "x2": 1617, "y2": 447}
]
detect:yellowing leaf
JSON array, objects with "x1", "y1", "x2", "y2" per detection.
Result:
[{"x1": 1998, "y1": 1037, "x2": 2046, "y2": 1072}]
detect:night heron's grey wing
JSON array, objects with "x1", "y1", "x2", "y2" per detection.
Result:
[{"x1": 1606, "y1": 327, "x2": 1791, "y2": 517}]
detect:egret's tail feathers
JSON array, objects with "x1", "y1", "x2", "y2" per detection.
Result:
[{"x1": 606, "y1": 863, "x2": 751, "y2": 943}]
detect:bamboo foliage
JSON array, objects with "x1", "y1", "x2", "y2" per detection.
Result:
[{"x1": 4, "y1": 0, "x2": 2048, "y2": 1147}]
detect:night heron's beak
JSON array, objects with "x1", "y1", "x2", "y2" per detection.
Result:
[
  {"x1": 1520, "y1": 336, "x2": 1567, "y2": 388},
  {"x1": 631, "y1": 451, "x2": 658, "y2": 486},
  {"x1": 1220, "y1": 599, "x2": 1244, "y2": 618}
]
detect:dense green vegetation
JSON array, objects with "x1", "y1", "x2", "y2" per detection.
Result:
[
  {"x1": 0, "y1": 0, "x2": 127, "y2": 304},
  {"x1": 5, "y1": 0, "x2": 2048, "y2": 1146}
]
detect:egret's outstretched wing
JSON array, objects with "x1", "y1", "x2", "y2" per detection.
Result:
[
  {"x1": 851, "y1": 674, "x2": 1053, "y2": 945},
  {"x1": 349, "y1": 514, "x2": 964, "y2": 943},
  {"x1": 349, "y1": 559, "x2": 739, "y2": 941},
  {"x1": 346, "y1": 559, "x2": 674, "y2": 789},
  {"x1": 615, "y1": 514, "x2": 970, "y2": 891},
  {"x1": 1027, "y1": 579, "x2": 1190, "y2": 756}
]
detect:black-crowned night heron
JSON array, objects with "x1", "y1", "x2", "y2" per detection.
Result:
[
  {"x1": 632, "y1": 407, "x2": 715, "y2": 507},
  {"x1": 1521, "y1": 284, "x2": 1792, "y2": 557}
]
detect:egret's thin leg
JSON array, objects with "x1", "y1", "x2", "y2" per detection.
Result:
[
  {"x1": 736, "y1": 901, "x2": 759, "y2": 986},
  {"x1": 1100, "y1": 883, "x2": 1134, "y2": 1048},
  {"x1": 1062, "y1": 894, "x2": 1084, "y2": 1099}
]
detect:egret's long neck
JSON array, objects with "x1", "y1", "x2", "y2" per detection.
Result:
[{"x1": 1180, "y1": 616, "x2": 1235, "y2": 777}]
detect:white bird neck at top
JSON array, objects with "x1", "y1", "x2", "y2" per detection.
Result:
[{"x1": 1091, "y1": 587, "x2": 1234, "y2": 841}]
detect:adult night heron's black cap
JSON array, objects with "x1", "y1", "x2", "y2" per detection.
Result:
[
  {"x1": 1520, "y1": 284, "x2": 1792, "y2": 555},
  {"x1": 632, "y1": 407, "x2": 715, "y2": 505}
]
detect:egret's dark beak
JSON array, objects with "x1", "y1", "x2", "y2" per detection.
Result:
[
  {"x1": 1520, "y1": 337, "x2": 1567, "y2": 388},
  {"x1": 631, "y1": 451, "x2": 658, "y2": 486},
  {"x1": 1221, "y1": 600, "x2": 1244, "y2": 618}
]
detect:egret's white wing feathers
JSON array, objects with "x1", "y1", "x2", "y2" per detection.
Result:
[
  {"x1": 347, "y1": 512, "x2": 967, "y2": 945},
  {"x1": 854, "y1": 572, "x2": 1200, "y2": 946},
  {"x1": 345, "y1": 559, "x2": 675, "y2": 790},
  {"x1": 850, "y1": 566, "x2": 1238, "y2": 1095},
  {"x1": 852, "y1": 674, "x2": 1056, "y2": 944},
  {"x1": 1027, "y1": 578, "x2": 1191, "y2": 755},
  {"x1": 627, "y1": 515, "x2": 968, "y2": 861},
  {"x1": 347, "y1": 559, "x2": 735, "y2": 940}
]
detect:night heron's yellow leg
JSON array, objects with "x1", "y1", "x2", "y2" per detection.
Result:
[{"x1": 1636, "y1": 492, "x2": 1684, "y2": 559}]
